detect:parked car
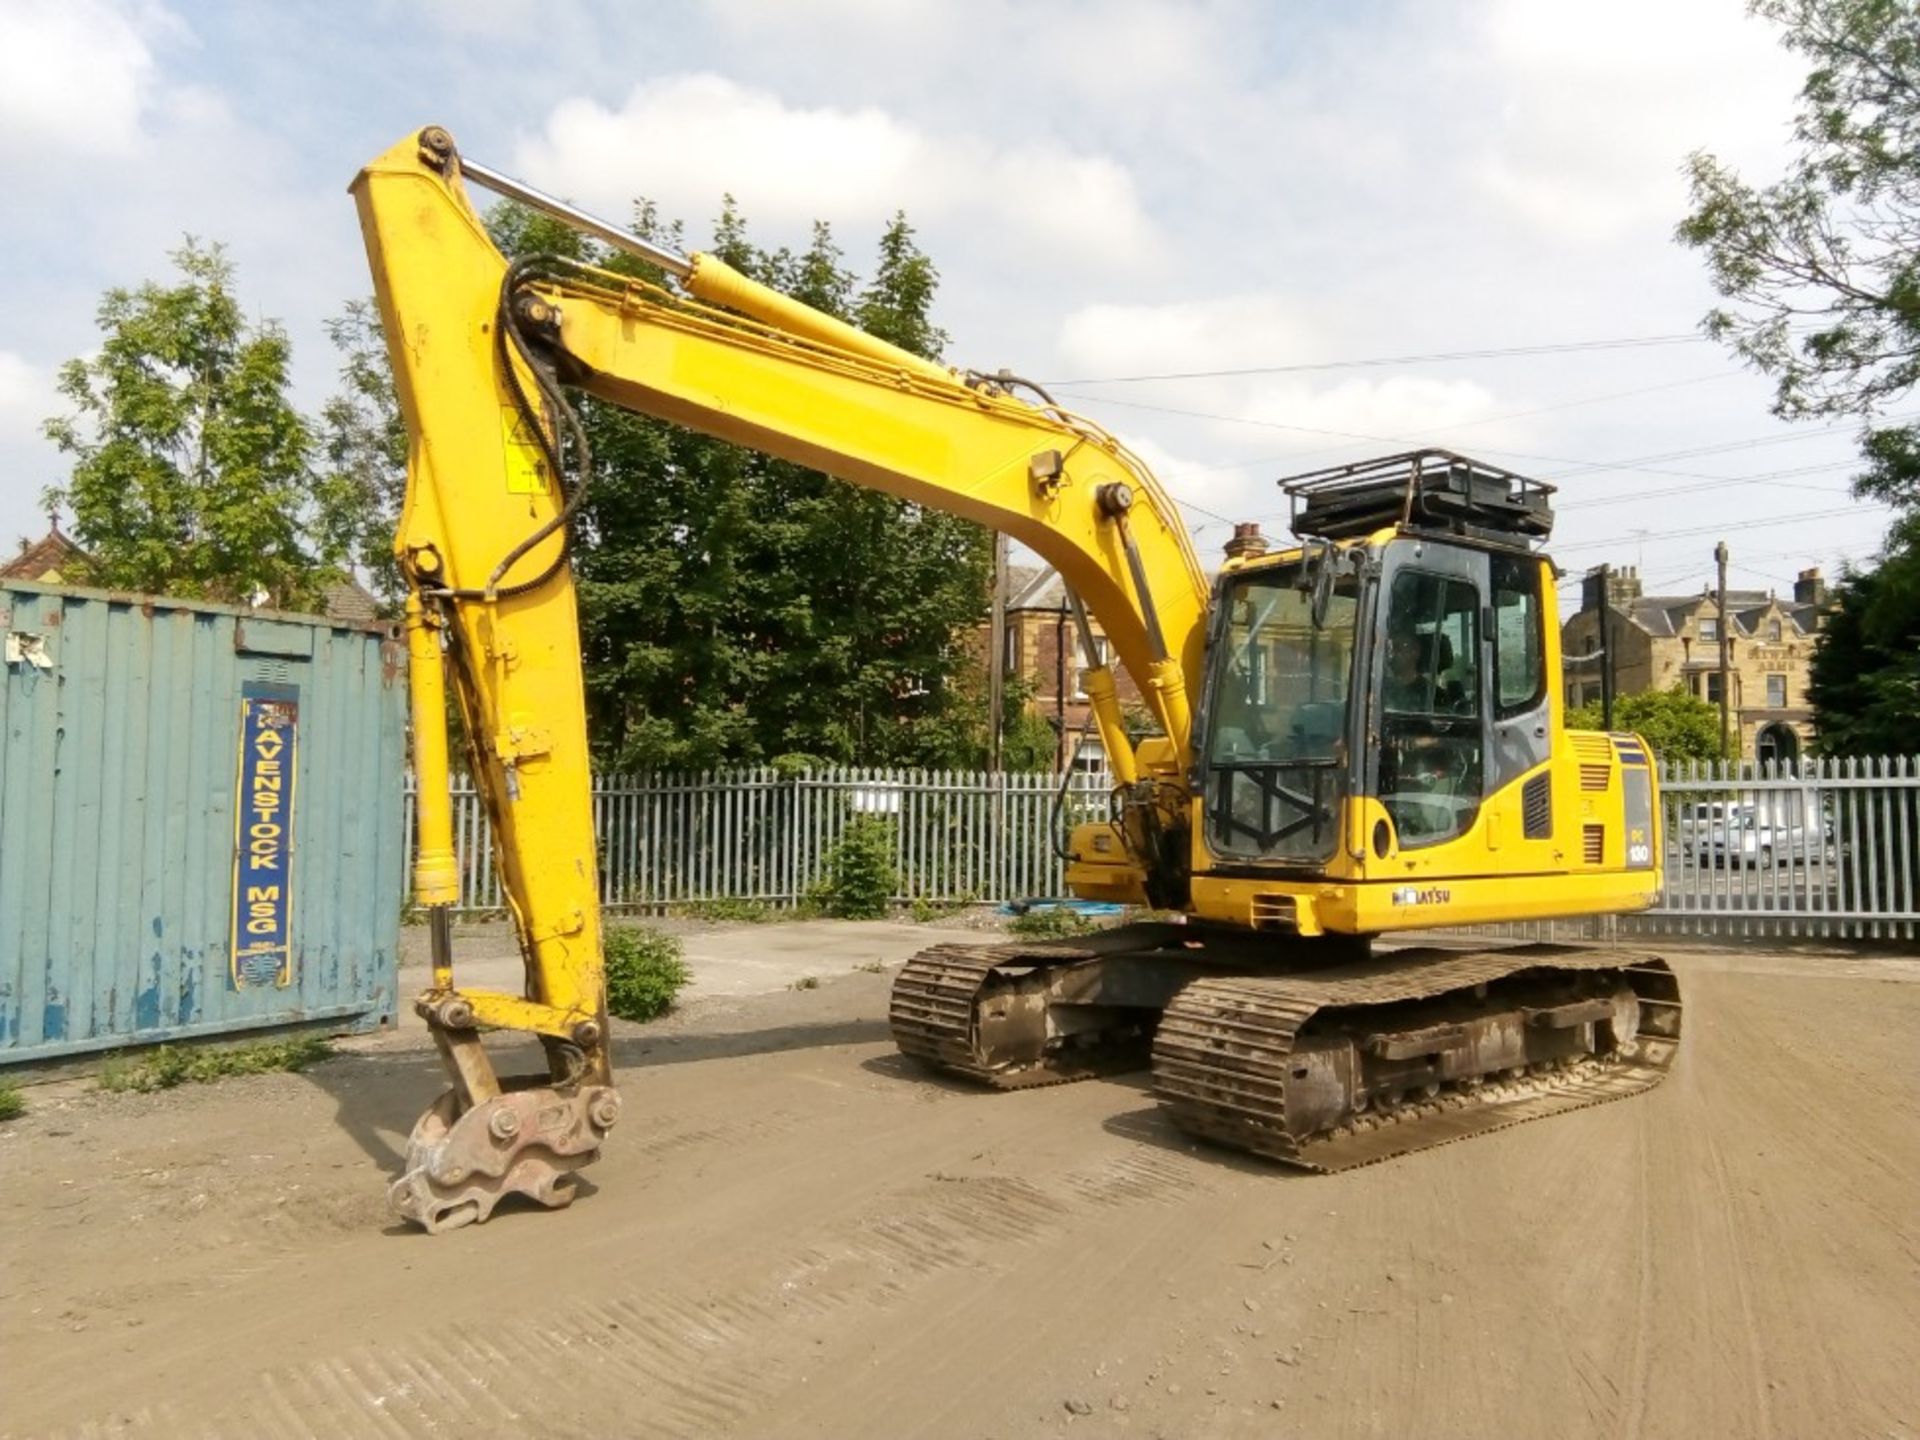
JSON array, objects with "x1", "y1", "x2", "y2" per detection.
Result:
[
  {"x1": 1674, "y1": 802, "x2": 1733, "y2": 857},
  {"x1": 1698, "y1": 802, "x2": 1832, "y2": 867}
]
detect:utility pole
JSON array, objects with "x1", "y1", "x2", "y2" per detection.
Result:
[
  {"x1": 1598, "y1": 562, "x2": 1615, "y2": 730},
  {"x1": 987, "y1": 531, "x2": 1008, "y2": 773},
  {"x1": 1715, "y1": 540, "x2": 1732, "y2": 761}
]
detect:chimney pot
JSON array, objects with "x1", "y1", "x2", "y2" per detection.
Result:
[{"x1": 1224, "y1": 522, "x2": 1269, "y2": 560}]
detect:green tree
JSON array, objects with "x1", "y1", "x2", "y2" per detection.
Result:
[
  {"x1": 314, "y1": 300, "x2": 408, "y2": 608},
  {"x1": 1568, "y1": 685, "x2": 1727, "y2": 762},
  {"x1": 42, "y1": 240, "x2": 341, "y2": 608},
  {"x1": 1678, "y1": 0, "x2": 1920, "y2": 754},
  {"x1": 1677, "y1": 0, "x2": 1920, "y2": 440},
  {"x1": 488, "y1": 198, "x2": 996, "y2": 771},
  {"x1": 1806, "y1": 545, "x2": 1920, "y2": 754}
]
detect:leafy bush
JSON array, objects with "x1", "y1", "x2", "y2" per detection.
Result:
[
  {"x1": 1007, "y1": 907, "x2": 1096, "y2": 939},
  {"x1": 99, "y1": 1035, "x2": 332, "y2": 1093},
  {"x1": 812, "y1": 816, "x2": 898, "y2": 920},
  {"x1": 1566, "y1": 685, "x2": 1724, "y2": 762},
  {"x1": 0, "y1": 1082, "x2": 22, "y2": 1122},
  {"x1": 604, "y1": 925, "x2": 691, "y2": 1022}
]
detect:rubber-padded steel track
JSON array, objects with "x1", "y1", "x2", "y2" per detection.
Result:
[
  {"x1": 889, "y1": 940, "x2": 1138, "y2": 1089},
  {"x1": 1152, "y1": 945, "x2": 1681, "y2": 1172}
]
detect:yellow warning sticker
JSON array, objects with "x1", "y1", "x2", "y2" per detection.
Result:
[{"x1": 502, "y1": 406, "x2": 550, "y2": 494}]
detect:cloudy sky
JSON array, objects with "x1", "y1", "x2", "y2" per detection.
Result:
[{"x1": 0, "y1": 0, "x2": 1897, "y2": 606}]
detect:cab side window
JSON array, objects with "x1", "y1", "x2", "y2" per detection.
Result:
[
  {"x1": 1491, "y1": 552, "x2": 1543, "y2": 716},
  {"x1": 1381, "y1": 570, "x2": 1483, "y2": 845}
]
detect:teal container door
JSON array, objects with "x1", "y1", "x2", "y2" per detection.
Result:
[{"x1": 0, "y1": 584, "x2": 407, "y2": 1064}]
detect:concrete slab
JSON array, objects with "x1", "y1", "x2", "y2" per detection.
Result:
[{"x1": 395, "y1": 918, "x2": 982, "y2": 1021}]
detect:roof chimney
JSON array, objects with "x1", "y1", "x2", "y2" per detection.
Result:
[
  {"x1": 1224, "y1": 522, "x2": 1269, "y2": 561},
  {"x1": 1794, "y1": 565, "x2": 1826, "y2": 608},
  {"x1": 1581, "y1": 563, "x2": 1642, "y2": 615}
]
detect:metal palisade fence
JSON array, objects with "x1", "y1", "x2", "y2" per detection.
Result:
[
  {"x1": 405, "y1": 757, "x2": 1919, "y2": 938},
  {"x1": 405, "y1": 766, "x2": 1114, "y2": 915},
  {"x1": 1648, "y1": 754, "x2": 1918, "y2": 940}
]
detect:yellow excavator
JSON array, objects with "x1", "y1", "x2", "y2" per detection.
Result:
[{"x1": 354, "y1": 127, "x2": 1681, "y2": 1232}]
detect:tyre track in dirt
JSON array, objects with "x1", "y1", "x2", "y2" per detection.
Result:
[{"x1": 4, "y1": 953, "x2": 1918, "y2": 1440}]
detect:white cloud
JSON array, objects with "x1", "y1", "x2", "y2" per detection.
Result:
[
  {"x1": 1467, "y1": 0, "x2": 1803, "y2": 242},
  {"x1": 0, "y1": 351, "x2": 62, "y2": 531},
  {"x1": 0, "y1": 0, "x2": 183, "y2": 158},
  {"x1": 1056, "y1": 293, "x2": 1316, "y2": 378},
  {"x1": 1242, "y1": 374, "x2": 1500, "y2": 446},
  {"x1": 511, "y1": 74, "x2": 1160, "y2": 268},
  {"x1": 0, "y1": 351, "x2": 54, "y2": 433}
]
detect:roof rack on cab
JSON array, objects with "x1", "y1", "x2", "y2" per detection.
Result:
[{"x1": 1281, "y1": 449, "x2": 1556, "y2": 547}]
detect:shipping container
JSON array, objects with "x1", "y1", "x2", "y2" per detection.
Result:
[{"x1": 0, "y1": 580, "x2": 407, "y2": 1066}]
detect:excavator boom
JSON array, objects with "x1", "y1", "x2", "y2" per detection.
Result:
[{"x1": 354, "y1": 126, "x2": 1215, "y2": 1229}]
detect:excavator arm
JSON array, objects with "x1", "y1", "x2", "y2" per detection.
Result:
[{"x1": 352, "y1": 126, "x2": 1210, "y2": 1230}]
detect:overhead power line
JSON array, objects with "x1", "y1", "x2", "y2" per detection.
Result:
[
  {"x1": 1043, "y1": 333, "x2": 1711, "y2": 386},
  {"x1": 1554, "y1": 504, "x2": 1880, "y2": 553},
  {"x1": 1152, "y1": 369, "x2": 1743, "y2": 486}
]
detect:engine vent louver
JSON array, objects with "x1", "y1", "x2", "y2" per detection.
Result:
[
  {"x1": 1571, "y1": 733, "x2": 1614, "y2": 792},
  {"x1": 1521, "y1": 772, "x2": 1552, "y2": 839},
  {"x1": 1583, "y1": 824, "x2": 1606, "y2": 865}
]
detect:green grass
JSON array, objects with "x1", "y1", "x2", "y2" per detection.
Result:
[
  {"x1": 604, "y1": 925, "x2": 692, "y2": 1022},
  {"x1": 908, "y1": 895, "x2": 976, "y2": 923},
  {"x1": 1006, "y1": 907, "x2": 1098, "y2": 939},
  {"x1": 0, "y1": 1082, "x2": 23, "y2": 1122},
  {"x1": 98, "y1": 1034, "x2": 334, "y2": 1094},
  {"x1": 670, "y1": 897, "x2": 780, "y2": 924}
]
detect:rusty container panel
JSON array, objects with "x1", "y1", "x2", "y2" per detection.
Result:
[{"x1": 0, "y1": 580, "x2": 406, "y2": 1065}]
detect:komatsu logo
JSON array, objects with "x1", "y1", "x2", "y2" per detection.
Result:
[{"x1": 1392, "y1": 886, "x2": 1451, "y2": 907}]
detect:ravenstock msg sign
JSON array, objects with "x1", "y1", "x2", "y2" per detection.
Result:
[{"x1": 231, "y1": 684, "x2": 299, "y2": 988}]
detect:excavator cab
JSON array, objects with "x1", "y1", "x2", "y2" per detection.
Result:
[{"x1": 1186, "y1": 452, "x2": 1649, "y2": 937}]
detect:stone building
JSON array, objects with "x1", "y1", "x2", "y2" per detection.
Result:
[
  {"x1": 1561, "y1": 563, "x2": 1828, "y2": 766},
  {"x1": 996, "y1": 564, "x2": 1147, "y2": 771}
]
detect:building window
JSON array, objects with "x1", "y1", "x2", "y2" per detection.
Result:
[
  {"x1": 1699, "y1": 617, "x2": 1720, "y2": 643},
  {"x1": 1072, "y1": 636, "x2": 1110, "y2": 699},
  {"x1": 1706, "y1": 671, "x2": 1724, "y2": 705},
  {"x1": 1767, "y1": 673, "x2": 1786, "y2": 708},
  {"x1": 1767, "y1": 619, "x2": 1782, "y2": 642}
]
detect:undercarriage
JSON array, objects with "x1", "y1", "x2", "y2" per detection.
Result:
[{"x1": 889, "y1": 922, "x2": 1681, "y2": 1169}]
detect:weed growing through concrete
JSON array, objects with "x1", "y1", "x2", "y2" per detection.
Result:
[
  {"x1": 791, "y1": 975, "x2": 821, "y2": 990},
  {"x1": 853, "y1": 960, "x2": 886, "y2": 974},
  {"x1": 811, "y1": 816, "x2": 897, "y2": 919},
  {"x1": 908, "y1": 895, "x2": 976, "y2": 923},
  {"x1": 98, "y1": 1035, "x2": 334, "y2": 1094},
  {"x1": 0, "y1": 1082, "x2": 23, "y2": 1122},
  {"x1": 604, "y1": 926, "x2": 691, "y2": 1022}
]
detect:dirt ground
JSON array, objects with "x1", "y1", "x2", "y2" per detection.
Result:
[{"x1": 2, "y1": 938, "x2": 1917, "y2": 1440}]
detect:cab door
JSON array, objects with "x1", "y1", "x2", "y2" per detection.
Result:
[
  {"x1": 1367, "y1": 538, "x2": 1489, "y2": 854},
  {"x1": 1486, "y1": 549, "x2": 1552, "y2": 808}
]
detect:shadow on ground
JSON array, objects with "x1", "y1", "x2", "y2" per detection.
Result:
[{"x1": 305, "y1": 1015, "x2": 898, "y2": 1174}]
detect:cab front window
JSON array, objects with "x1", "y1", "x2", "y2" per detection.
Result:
[{"x1": 1205, "y1": 558, "x2": 1359, "y2": 862}]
